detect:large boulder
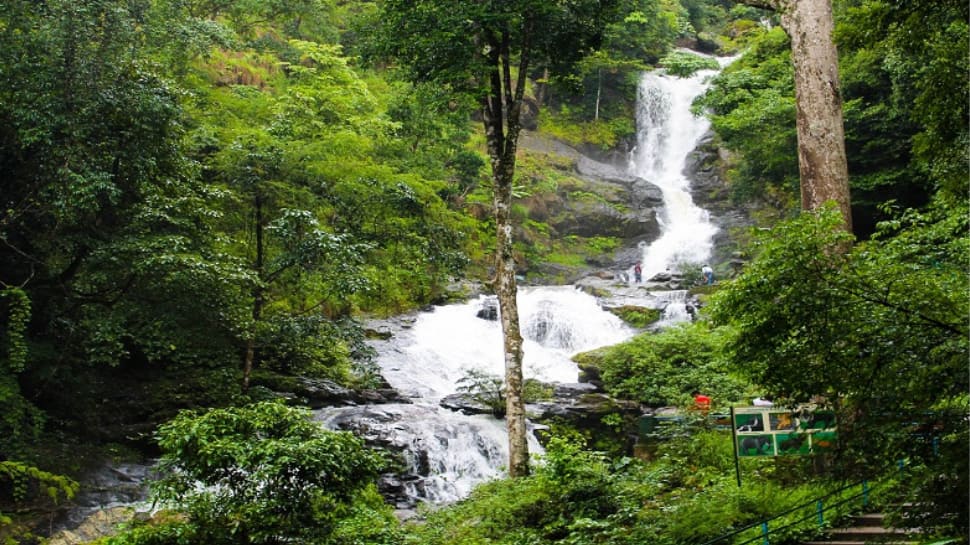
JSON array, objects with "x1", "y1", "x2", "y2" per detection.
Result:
[
  {"x1": 47, "y1": 507, "x2": 150, "y2": 545},
  {"x1": 527, "y1": 391, "x2": 642, "y2": 421},
  {"x1": 439, "y1": 392, "x2": 495, "y2": 415},
  {"x1": 258, "y1": 376, "x2": 408, "y2": 408}
]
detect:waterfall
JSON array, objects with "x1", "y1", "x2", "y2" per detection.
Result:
[
  {"x1": 629, "y1": 58, "x2": 729, "y2": 281},
  {"x1": 384, "y1": 287, "x2": 632, "y2": 398},
  {"x1": 316, "y1": 286, "x2": 634, "y2": 506},
  {"x1": 318, "y1": 56, "x2": 732, "y2": 509}
]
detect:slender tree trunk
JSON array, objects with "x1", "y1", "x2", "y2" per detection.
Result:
[
  {"x1": 242, "y1": 194, "x2": 265, "y2": 391},
  {"x1": 534, "y1": 67, "x2": 549, "y2": 108},
  {"x1": 481, "y1": 27, "x2": 531, "y2": 478},
  {"x1": 594, "y1": 68, "x2": 602, "y2": 122},
  {"x1": 742, "y1": 0, "x2": 852, "y2": 231}
]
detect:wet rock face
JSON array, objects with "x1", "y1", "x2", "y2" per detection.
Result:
[
  {"x1": 440, "y1": 392, "x2": 494, "y2": 416},
  {"x1": 476, "y1": 297, "x2": 499, "y2": 321},
  {"x1": 47, "y1": 506, "x2": 149, "y2": 545},
  {"x1": 265, "y1": 377, "x2": 409, "y2": 408},
  {"x1": 684, "y1": 136, "x2": 755, "y2": 268},
  {"x1": 45, "y1": 461, "x2": 155, "y2": 540}
]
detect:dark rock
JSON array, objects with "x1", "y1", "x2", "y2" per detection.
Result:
[
  {"x1": 631, "y1": 177, "x2": 665, "y2": 208},
  {"x1": 553, "y1": 382, "x2": 602, "y2": 398},
  {"x1": 439, "y1": 393, "x2": 495, "y2": 415},
  {"x1": 526, "y1": 392, "x2": 641, "y2": 420},
  {"x1": 288, "y1": 377, "x2": 408, "y2": 408},
  {"x1": 358, "y1": 388, "x2": 408, "y2": 404},
  {"x1": 293, "y1": 377, "x2": 354, "y2": 407},
  {"x1": 519, "y1": 97, "x2": 540, "y2": 131},
  {"x1": 577, "y1": 360, "x2": 604, "y2": 389},
  {"x1": 476, "y1": 297, "x2": 499, "y2": 321},
  {"x1": 364, "y1": 328, "x2": 393, "y2": 340}
]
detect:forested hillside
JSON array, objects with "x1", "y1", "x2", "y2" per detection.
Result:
[{"x1": 0, "y1": 1, "x2": 966, "y2": 544}]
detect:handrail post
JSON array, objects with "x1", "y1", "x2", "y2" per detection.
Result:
[
  {"x1": 816, "y1": 500, "x2": 824, "y2": 528},
  {"x1": 761, "y1": 522, "x2": 769, "y2": 545},
  {"x1": 862, "y1": 480, "x2": 869, "y2": 508}
]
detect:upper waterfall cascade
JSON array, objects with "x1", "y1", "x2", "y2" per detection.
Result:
[{"x1": 629, "y1": 58, "x2": 729, "y2": 281}]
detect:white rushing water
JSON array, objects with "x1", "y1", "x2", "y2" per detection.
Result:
[
  {"x1": 317, "y1": 287, "x2": 634, "y2": 505},
  {"x1": 629, "y1": 58, "x2": 729, "y2": 281},
  {"x1": 382, "y1": 287, "x2": 632, "y2": 399}
]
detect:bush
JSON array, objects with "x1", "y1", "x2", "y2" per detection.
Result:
[
  {"x1": 587, "y1": 321, "x2": 749, "y2": 407},
  {"x1": 106, "y1": 402, "x2": 391, "y2": 545},
  {"x1": 659, "y1": 51, "x2": 720, "y2": 77}
]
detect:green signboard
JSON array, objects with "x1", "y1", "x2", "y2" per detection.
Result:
[{"x1": 732, "y1": 406, "x2": 837, "y2": 457}]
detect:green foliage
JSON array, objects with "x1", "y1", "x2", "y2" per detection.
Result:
[
  {"x1": 0, "y1": 461, "x2": 78, "y2": 544},
  {"x1": 137, "y1": 402, "x2": 388, "y2": 545},
  {"x1": 0, "y1": 461, "x2": 77, "y2": 505},
  {"x1": 708, "y1": 204, "x2": 968, "y2": 535},
  {"x1": 660, "y1": 50, "x2": 720, "y2": 77},
  {"x1": 539, "y1": 112, "x2": 634, "y2": 150},
  {"x1": 406, "y1": 428, "x2": 882, "y2": 545},
  {"x1": 0, "y1": 288, "x2": 43, "y2": 457},
  {"x1": 700, "y1": 2, "x2": 968, "y2": 236},
  {"x1": 695, "y1": 26, "x2": 799, "y2": 204},
  {"x1": 607, "y1": 306, "x2": 662, "y2": 328},
  {"x1": 456, "y1": 368, "x2": 507, "y2": 416},
  {"x1": 836, "y1": 0, "x2": 969, "y2": 200},
  {"x1": 583, "y1": 320, "x2": 749, "y2": 407},
  {"x1": 371, "y1": 0, "x2": 622, "y2": 100},
  {"x1": 456, "y1": 370, "x2": 555, "y2": 416}
]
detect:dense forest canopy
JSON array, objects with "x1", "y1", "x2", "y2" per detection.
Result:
[{"x1": 0, "y1": 0, "x2": 966, "y2": 543}]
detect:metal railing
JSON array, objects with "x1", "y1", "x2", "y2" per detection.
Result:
[{"x1": 698, "y1": 478, "x2": 874, "y2": 545}]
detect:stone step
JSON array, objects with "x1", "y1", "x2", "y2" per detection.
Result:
[
  {"x1": 851, "y1": 513, "x2": 886, "y2": 525},
  {"x1": 800, "y1": 511, "x2": 924, "y2": 545},
  {"x1": 828, "y1": 525, "x2": 915, "y2": 540},
  {"x1": 802, "y1": 541, "x2": 918, "y2": 545}
]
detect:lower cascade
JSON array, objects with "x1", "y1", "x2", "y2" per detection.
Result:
[{"x1": 317, "y1": 286, "x2": 635, "y2": 507}]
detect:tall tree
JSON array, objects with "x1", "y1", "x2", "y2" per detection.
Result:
[
  {"x1": 372, "y1": 0, "x2": 618, "y2": 476},
  {"x1": 740, "y1": 0, "x2": 852, "y2": 231}
]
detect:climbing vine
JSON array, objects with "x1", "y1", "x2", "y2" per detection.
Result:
[
  {"x1": 0, "y1": 287, "x2": 43, "y2": 457},
  {"x1": 1, "y1": 287, "x2": 30, "y2": 373}
]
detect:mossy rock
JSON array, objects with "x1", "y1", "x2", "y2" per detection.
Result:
[
  {"x1": 607, "y1": 305, "x2": 663, "y2": 327},
  {"x1": 687, "y1": 284, "x2": 719, "y2": 296}
]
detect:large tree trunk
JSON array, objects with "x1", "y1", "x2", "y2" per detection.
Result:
[
  {"x1": 481, "y1": 28, "x2": 531, "y2": 478},
  {"x1": 743, "y1": 0, "x2": 852, "y2": 231}
]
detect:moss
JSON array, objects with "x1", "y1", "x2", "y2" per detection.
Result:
[{"x1": 608, "y1": 306, "x2": 663, "y2": 327}]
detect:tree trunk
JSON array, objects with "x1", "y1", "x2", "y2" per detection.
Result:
[
  {"x1": 594, "y1": 68, "x2": 602, "y2": 122},
  {"x1": 534, "y1": 67, "x2": 549, "y2": 108},
  {"x1": 481, "y1": 27, "x2": 530, "y2": 478},
  {"x1": 492, "y1": 157, "x2": 528, "y2": 478},
  {"x1": 242, "y1": 193, "x2": 265, "y2": 392},
  {"x1": 741, "y1": 0, "x2": 852, "y2": 231},
  {"x1": 783, "y1": 0, "x2": 852, "y2": 231}
]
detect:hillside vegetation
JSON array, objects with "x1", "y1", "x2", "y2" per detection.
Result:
[{"x1": 0, "y1": 0, "x2": 966, "y2": 543}]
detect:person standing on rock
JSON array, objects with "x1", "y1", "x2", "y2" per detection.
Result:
[
  {"x1": 702, "y1": 264, "x2": 714, "y2": 285},
  {"x1": 634, "y1": 262, "x2": 643, "y2": 283}
]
